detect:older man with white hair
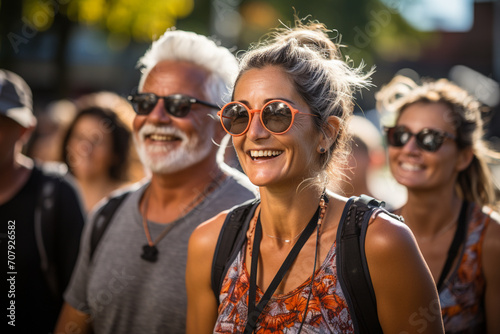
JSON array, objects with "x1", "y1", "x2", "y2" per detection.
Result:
[{"x1": 55, "y1": 29, "x2": 257, "y2": 334}]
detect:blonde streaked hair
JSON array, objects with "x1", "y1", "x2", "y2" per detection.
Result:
[{"x1": 376, "y1": 75, "x2": 500, "y2": 208}]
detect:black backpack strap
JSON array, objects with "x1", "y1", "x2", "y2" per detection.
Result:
[
  {"x1": 34, "y1": 175, "x2": 61, "y2": 300},
  {"x1": 336, "y1": 195, "x2": 398, "y2": 334},
  {"x1": 436, "y1": 200, "x2": 469, "y2": 291},
  {"x1": 211, "y1": 198, "x2": 260, "y2": 303},
  {"x1": 89, "y1": 191, "x2": 130, "y2": 261}
]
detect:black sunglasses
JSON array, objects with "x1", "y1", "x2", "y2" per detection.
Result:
[
  {"x1": 127, "y1": 93, "x2": 219, "y2": 117},
  {"x1": 385, "y1": 125, "x2": 456, "y2": 152}
]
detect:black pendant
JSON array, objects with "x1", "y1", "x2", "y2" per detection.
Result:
[{"x1": 141, "y1": 244, "x2": 158, "y2": 262}]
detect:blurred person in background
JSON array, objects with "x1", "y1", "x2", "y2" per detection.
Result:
[
  {"x1": 377, "y1": 75, "x2": 500, "y2": 333},
  {"x1": 337, "y1": 115, "x2": 386, "y2": 199},
  {"x1": 0, "y1": 69, "x2": 85, "y2": 333},
  {"x1": 74, "y1": 91, "x2": 147, "y2": 184},
  {"x1": 55, "y1": 29, "x2": 257, "y2": 334},
  {"x1": 61, "y1": 105, "x2": 134, "y2": 212},
  {"x1": 25, "y1": 99, "x2": 78, "y2": 164}
]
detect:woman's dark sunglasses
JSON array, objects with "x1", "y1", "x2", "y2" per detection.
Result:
[
  {"x1": 217, "y1": 100, "x2": 317, "y2": 136},
  {"x1": 127, "y1": 93, "x2": 219, "y2": 117},
  {"x1": 385, "y1": 125, "x2": 456, "y2": 152}
]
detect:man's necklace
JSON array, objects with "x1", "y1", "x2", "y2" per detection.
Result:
[{"x1": 140, "y1": 171, "x2": 226, "y2": 262}]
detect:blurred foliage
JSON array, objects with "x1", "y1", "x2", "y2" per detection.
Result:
[
  {"x1": 0, "y1": 0, "x2": 434, "y2": 97},
  {"x1": 177, "y1": 0, "x2": 433, "y2": 67},
  {"x1": 264, "y1": 0, "x2": 430, "y2": 66},
  {"x1": 1, "y1": 0, "x2": 432, "y2": 64},
  {"x1": 19, "y1": 0, "x2": 193, "y2": 45}
]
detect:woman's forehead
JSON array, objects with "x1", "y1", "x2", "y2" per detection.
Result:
[{"x1": 234, "y1": 67, "x2": 299, "y2": 102}]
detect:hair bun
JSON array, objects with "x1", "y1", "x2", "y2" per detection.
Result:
[{"x1": 275, "y1": 22, "x2": 341, "y2": 60}]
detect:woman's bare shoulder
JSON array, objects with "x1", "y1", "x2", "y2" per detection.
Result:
[
  {"x1": 365, "y1": 210, "x2": 417, "y2": 257},
  {"x1": 190, "y1": 210, "x2": 229, "y2": 251},
  {"x1": 328, "y1": 191, "x2": 413, "y2": 252},
  {"x1": 483, "y1": 206, "x2": 500, "y2": 264}
]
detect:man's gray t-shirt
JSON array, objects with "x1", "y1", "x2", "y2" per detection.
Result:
[{"x1": 64, "y1": 169, "x2": 257, "y2": 333}]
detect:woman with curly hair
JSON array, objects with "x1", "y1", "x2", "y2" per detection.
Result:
[{"x1": 377, "y1": 75, "x2": 500, "y2": 333}]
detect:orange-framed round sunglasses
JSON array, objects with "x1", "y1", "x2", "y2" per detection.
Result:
[{"x1": 217, "y1": 100, "x2": 317, "y2": 136}]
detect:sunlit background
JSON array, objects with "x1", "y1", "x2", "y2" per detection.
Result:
[
  {"x1": 1, "y1": 0, "x2": 499, "y2": 139},
  {"x1": 1, "y1": 0, "x2": 499, "y2": 207}
]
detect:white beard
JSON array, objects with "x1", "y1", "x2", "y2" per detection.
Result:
[{"x1": 134, "y1": 123, "x2": 215, "y2": 174}]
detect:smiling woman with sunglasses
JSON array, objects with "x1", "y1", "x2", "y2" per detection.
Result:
[
  {"x1": 377, "y1": 75, "x2": 500, "y2": 334},
  {"x1": 186, "y1": 19, "x2": 444, "y2": 334}
]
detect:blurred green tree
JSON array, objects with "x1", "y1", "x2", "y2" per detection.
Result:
[{"x1": 0, "y1": 0, "x2": 431, "y2": 97}]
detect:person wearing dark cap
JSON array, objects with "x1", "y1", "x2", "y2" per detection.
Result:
[{"x1": 0, "y1": 69, "x2": 85, "y2": 333}]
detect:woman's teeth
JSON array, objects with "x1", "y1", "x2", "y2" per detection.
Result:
[
  {"x1": 401, "y1": 162, "x2": 423, "y2": 171},
  {"x1": 250, "y1": 150, "x2": 282, "y2": 158}
]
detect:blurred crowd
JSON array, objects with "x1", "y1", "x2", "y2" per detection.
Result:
[{"x1": 1, "y1": 14, "x2": 499, "y2": 334}]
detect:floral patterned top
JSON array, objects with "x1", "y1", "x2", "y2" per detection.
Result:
[
  {"x1": 214, "y1": 240, "x2": 354, "y2": 333},
  {"x1": 439, "y1": 202, "x2": 492, "y2": 333}
]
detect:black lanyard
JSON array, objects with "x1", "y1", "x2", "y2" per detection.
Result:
[
  {"x1": 436, "y1": 200, "x2": 469, "y2": 291},
  {"x1": 244, "y1": 204, "x2": 321, "y2": 334}
]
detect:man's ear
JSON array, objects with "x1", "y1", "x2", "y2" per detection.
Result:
[{"x1": 317, "y1": 116, "x2": 341, "y2": 153}]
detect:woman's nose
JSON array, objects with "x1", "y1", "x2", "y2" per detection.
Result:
[
  {"x1": 401, "y1": 135, "x2": 420, "y2": 153},
  {"x1": 245, "y1": 111, "x2": 270, "y2": 139}
]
